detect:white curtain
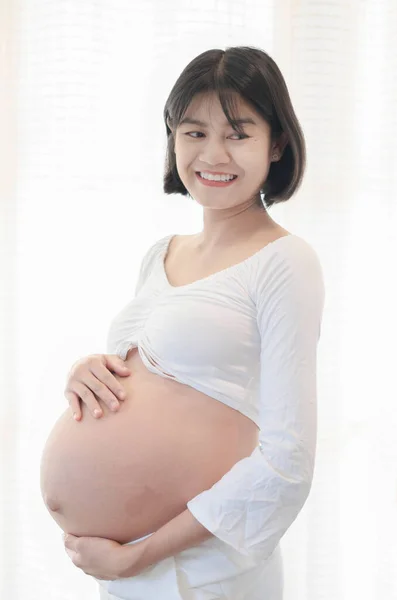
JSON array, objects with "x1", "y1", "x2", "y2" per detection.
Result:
[{"x1": 1, "y1": 1, "x2": 396, "y2": 598}]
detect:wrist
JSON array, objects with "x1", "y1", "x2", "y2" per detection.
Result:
[{"x1": 116, "y1": 537, "x2": 153, "y2": 579}]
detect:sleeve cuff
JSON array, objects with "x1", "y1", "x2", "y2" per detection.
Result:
[{"x1": 186, "y1": 446, "x2": 268, "y2": 560}]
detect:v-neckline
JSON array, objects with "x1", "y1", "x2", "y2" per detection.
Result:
[{"x1": 160, "y1": 232, "x2": 295, "y2": 291}]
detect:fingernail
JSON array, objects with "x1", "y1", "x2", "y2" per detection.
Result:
[
  {"x1": 110, "y1": 401, "x2": 119, "y2": 411},
  {"x1": 94, "y1": 409, "x2": 102, "y2": 418}
]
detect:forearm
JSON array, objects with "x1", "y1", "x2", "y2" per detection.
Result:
[{"x1": 122, "y1": 508, "x2": 213, "y2": 577}]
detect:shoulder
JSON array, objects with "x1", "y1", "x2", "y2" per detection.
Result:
[
  {"x1": 141, "y1": 234, "x2": 173, "y2": 258},
  {"x1": 138, "y1": 234, "x2": 173, "y2": 273},
  {"x1": 249, "y1": 233, "x2": 325, "y2": 306},
  {"x1": 250, "y1": 235, "x2": 325, "y2": 340},
  {"x1": 261, "y1": 234, "x2": 323, "y2": 278}
]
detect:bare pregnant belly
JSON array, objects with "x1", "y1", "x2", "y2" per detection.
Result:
[{"x1": 40, "y1": 347, "x2": 259, "y2": 544}]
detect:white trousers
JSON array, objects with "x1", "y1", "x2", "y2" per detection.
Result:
[{"x1": 96, "y1": 532, "x2": 283, "y2": 600}]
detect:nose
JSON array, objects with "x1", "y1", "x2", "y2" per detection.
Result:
[{"x1": 198, "y1": 139, "x2": 232, "y2": 166}]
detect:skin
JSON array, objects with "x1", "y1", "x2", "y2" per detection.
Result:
[
  {"x1": 42, "y1": 90, "x2": 289, "y2": 577},
  {"x1": 169, "y1": 90, "x2": 288, "y2": 251}
]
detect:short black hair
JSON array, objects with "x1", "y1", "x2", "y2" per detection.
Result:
[{"x1": 163, "y1": 46, "x2": 306, "y2": 209}]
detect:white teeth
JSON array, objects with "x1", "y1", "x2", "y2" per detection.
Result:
[{"x1": 199, "y1": 172, "x2": 237, "y2": 182}]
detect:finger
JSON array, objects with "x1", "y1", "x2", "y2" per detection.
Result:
[
  {"x1": 64, "y1": 392, "x2": 82, "y2": 421},
  {"x1": 106, "y1": 355, "x2": 131, "y2": 376},
  {"x1": 66, "y1": 549, "x2": 81, "y2": 567},
  {"x1": 64, "y1": 538, "x2": 76, "y2": 551},
  {"x1": 89, "y1": 365, "x2": 127, "y2": 406},
  {"x1": 70, "y1": 381, "x2": 104, "y2": 419}
]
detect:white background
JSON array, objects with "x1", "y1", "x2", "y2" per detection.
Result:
[{"x1": 1, "y1": 1, "x2": 397, "y2": 598}]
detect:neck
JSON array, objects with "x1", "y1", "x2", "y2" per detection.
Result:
[{"x1": 194, "y1": 206, "x2": 277, "y2": 253}]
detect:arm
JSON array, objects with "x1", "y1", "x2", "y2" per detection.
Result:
[
  {"x1": 120, "y1": 509, "x2": 213, "y2": 576},
  {"x1": 185, "y1": 240, "x2": 325, "y2": 561},
  {"x1": 121, "y1": 238, "x2": 325, "y2": 573}
]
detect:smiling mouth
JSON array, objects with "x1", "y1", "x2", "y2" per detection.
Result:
[
  {"x1": 195, "y1": 172, "x2": 239, "y2": 187},
  {"x1": 196, "y1": 172, "x2": 238, "y2": 180}
]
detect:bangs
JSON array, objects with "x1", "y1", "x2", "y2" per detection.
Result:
[
  {"x1": 165, "y1": 60, "x2": 274, "y2": 137},
  {"x1": 163, "y1": 46, "x2": 305, "y2": 208}
]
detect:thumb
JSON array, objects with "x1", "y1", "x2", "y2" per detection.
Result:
[
  {"x1": 63, "y1": 533, "x2": 77, "y2": 548},
  {"x1": 65, "y1": 547, "x2": 78, "y2": 560},
  {"x1": 106, "y1": 356, "x2": 131, "y2": 375}
]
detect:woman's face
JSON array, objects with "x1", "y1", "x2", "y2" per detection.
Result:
[{"x1": 172, "y1": 92, "x2": 279, "y2": 210}]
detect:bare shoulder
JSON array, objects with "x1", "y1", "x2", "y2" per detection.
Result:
[
  {"x1": 256, "y1": 224, "x2": 292, "y2": 242},
  {"x1": 171, "y1": 226, "x2": 294, "y2": 257},
  {"x1": 164, "y1": 234, "x2": 193, "y2": 266},
  {"x1": 167, "y1": 233, "x2": 191, "y2": 254}
]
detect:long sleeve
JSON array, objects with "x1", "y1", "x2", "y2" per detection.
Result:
[
  {"x1": 186, "y1": 238, "x2": 325, "y2": 562},
  {"x1": 133, "y1": 237, "x2": 164, "y2": 297}
]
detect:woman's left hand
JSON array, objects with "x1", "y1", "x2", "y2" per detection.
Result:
[{"x1": 63, "y1": 534, "x2": 136, "y2": 580}]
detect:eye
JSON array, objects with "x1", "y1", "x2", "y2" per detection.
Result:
[{"x1": 185, "y1": 132, "x2": 248, "y2": 140}]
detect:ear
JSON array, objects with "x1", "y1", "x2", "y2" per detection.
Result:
[{"x1": 271, "y1": 132, "x2": 288, "y2": 161}]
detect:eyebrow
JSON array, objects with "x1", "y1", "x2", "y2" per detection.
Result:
[{"x1": 179, "y1": 117, "x2": 256, "y2": 127}]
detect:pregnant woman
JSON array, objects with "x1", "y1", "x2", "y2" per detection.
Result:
[{"x1": 40, "y1": 46, "x2": 325, "y2": 600}]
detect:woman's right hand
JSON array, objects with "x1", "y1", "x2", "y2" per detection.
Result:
[{"x1": 64, "y1": 354, "x2": 131, "y2": 421}]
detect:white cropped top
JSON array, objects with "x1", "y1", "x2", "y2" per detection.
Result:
[{"x1": 106, "y1": 232, "x2": 325, "y2": 561}]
